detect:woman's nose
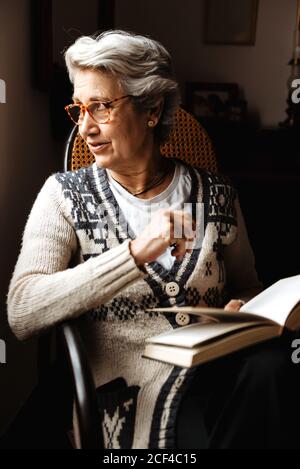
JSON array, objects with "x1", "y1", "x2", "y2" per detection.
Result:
[{"x1": 79, "y1": 110, "x2": 99, "y2": 137}]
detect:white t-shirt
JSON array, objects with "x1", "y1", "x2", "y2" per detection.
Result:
[{"x1": 106, "y1": 161, "x2": 192, "y2": 270}]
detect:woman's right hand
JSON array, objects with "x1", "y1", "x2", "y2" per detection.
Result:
[{"x1": 129, "y1": 209, "x2": 196, "y2": 267}]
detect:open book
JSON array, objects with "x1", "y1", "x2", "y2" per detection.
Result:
[{"x1": 143, "y1": 275, "x2": 300, "y2": 368}]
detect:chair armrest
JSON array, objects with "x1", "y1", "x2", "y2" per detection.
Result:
[{"x1": 58, "y1": 321, "x2": 104, "y2": 449}]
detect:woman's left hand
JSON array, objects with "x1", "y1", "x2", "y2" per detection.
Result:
[{"x1": 224, "y1": 299, "x2": 245, "y2": 312}]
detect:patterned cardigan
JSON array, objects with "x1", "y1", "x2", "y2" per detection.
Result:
[{"x1": 7, "y1": 159, "x2": 262, "y2": 449}]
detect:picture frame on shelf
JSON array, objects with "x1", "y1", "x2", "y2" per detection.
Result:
[{"x1": 185, "y1": 82, "x2": 247, "y2": 123}]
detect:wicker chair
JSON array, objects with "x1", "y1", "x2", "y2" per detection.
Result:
[
  {"x1": 64, "y1": 107, "x2": 217, "y2": 172},
  {"x1": 57, "y1": 107, "x2": 217, "y2": 449}
]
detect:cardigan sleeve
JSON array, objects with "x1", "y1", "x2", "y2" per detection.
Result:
[
  {"x1": 223, "y1": 198, "x2": 263, "y2": 302},
  {"x1": 7, "y1": 176, "x2": 146, "y2": 341}
]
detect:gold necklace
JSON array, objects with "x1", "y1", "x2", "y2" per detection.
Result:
[{"x1": 110, "y1": 160, "x2": 173, "y2": 197}]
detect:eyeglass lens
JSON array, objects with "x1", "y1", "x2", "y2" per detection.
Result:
[{"x1": 68, "y1": 103, "x2": 109, "y2": 124}]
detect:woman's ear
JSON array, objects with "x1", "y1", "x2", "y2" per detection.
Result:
[{"x1": 148, "y1": 98, "x2": 164, "y2": 126}]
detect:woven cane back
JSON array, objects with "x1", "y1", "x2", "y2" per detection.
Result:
[{"x1": 66, "y1": 107, "x2": 217, "y2": 172}]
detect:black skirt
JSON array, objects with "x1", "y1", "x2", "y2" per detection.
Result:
[{"x1": 175, "y1": 332, "x2": 300, "y2": 449}]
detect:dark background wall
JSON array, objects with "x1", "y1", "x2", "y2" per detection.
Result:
[
  {"x1": 115, "y1": 0, "x2": 297, "y2": 127},
  {"x1": 0, "y1": 0, "x2": 104, "y2": 435},
  {"x1": 0, "y1": 0, "x2": 58, "y2": 436},
  {"x1": 0, "y1": 0, "x2": 299, "y2": 436}
]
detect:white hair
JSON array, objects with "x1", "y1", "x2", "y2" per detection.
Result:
[{"x1": 65, "y1": 30, "x2": 181, "y2": 143}]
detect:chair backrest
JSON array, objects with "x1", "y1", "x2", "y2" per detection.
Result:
[{"x1": 64, "y1": 107, "x2": 217, "y2": 172}]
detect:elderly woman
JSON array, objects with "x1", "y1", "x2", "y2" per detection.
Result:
[{"x1": 7, "y1": 30, "x2": 299, "y2": 449}]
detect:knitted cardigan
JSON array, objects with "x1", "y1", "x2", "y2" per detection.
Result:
[{"x1": 7, "y1": 159, "x2": 262, "y2": 449}]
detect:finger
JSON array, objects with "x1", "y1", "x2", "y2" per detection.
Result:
[
  {"x1": 162, "y1": 210, "x2": 195, "y2": 243},
  {"x1": 185, "y1": 236, "x2": 195, "y2": 250},
  {"x1": 170, "y1": 239, "x2": 189, "y2": 257},
  {"x1": 170, "y1": 233, "x2": 195, "y2": 249},
  {"x1": 171, "y1": 212, "x2": 195, "y2": 240},
  {"x1": 181, "y1": 213, "x2": 196, "y2": 240},
  {"x1": 224, "y1": 300, "x2": 243, "y2": 312}
]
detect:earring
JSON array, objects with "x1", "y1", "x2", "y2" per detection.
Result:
[{"x1": 148, "y1": 120, "x2": 155, "y2": 127}]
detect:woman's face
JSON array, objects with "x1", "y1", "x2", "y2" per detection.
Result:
[{"x1": 73, "y1": 69, "x2": 154, "y2": 171}]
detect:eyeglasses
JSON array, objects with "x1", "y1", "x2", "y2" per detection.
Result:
[{"x1": 64, "y1": 95, "x2": 131, "y2": 125}]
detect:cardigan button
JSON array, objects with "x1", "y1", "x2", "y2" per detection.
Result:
[
  {"x1": 165, "y1": 281, "x2": 180, "y2": 297},
  {"x1": 175, "y1": 312, "x2": 191, "y2": 326}
]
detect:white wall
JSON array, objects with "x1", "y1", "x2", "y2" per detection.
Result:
[
  {"x1": 115, "y1": 0, "x2": 297, "y2": 127},
  {"x1": 0, "y1": 0, "x2": 58, "y2": 434}
]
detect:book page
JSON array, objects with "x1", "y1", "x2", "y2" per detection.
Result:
[
  {"x1": 145, "y1": 321, "x2": 261, "y2": 348},
  {"x1": 146, "y1": 306, "x2": 272, "y2": 324},
  {"x1": 143, "y1": 324, "x2": 280, "y2": 368},
  {"x1": 240, "y1": 275, "x2": 300, "y2": 326}
]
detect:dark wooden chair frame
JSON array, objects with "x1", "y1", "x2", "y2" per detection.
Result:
[{"x1": 57, "y1": 322, "x2": 103, "y2": 448}]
